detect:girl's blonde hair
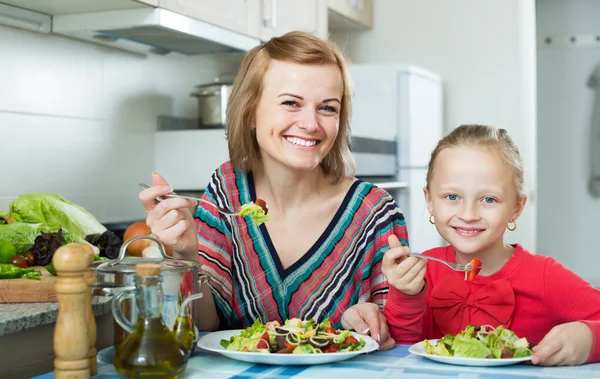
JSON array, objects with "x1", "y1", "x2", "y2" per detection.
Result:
[
  {"x1": 426, "y1": 124, "x2": 525, "y2": 199},
  {"x1": 226, "y1": 31, "x2": 355, "y2": 183}
]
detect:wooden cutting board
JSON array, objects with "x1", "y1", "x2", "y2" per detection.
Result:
[{"x1": 0, "y1": 266, "x2": 58, "y2": 303}]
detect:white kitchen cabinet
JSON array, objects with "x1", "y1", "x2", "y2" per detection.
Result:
[
  {"x1": 0, "y1": 0, "x2": 154, "y2": 15},
  {"x1": 158, "y1": 0, "x2": 261, "y2": 39},
  {"x1": 260, "y1": 0, "x2": 327, "y2": 41},
  {"x1": 328, "y1": 0, "x2": 372, "y2": 31}
]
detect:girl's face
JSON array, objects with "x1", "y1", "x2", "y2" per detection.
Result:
[
  {"x1": 254, "y1": 60, "x2": 343, "y2": 173},
  {"x1": 424, "y1": 146, "x2": 526, "y2": 257}
]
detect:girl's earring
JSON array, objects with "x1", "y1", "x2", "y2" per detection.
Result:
[
  {"x1": 429, "y1": 215, "x2": 435, "y2": 225},
  {"x1": 507, "y1": 220, "x2": 516, "y2": 231}
]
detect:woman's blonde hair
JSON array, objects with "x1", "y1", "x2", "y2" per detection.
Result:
[
  {"x1": 426, "y1": 124, "x2": 526, "y2": 199},
  {"x1": 226, "y1": 31, "x2": 355, "y2": 183}
]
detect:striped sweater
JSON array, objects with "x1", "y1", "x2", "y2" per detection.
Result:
[{"x1": 194, "y1": 162, "x2": 409, "y2": 329}]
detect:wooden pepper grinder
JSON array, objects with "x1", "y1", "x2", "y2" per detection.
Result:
[
  {"x1": 80, "y1": 243, "x2": 98, "y2": 376},
  {"x1": 53, "y1": 243, "x2": 91, "y2": 379}
]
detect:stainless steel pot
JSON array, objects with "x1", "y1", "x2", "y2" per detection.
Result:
[
  {"x1": 92, "y1": 235, "x2": 207, "y2": 349},
  {"x1": 190, "y1": 76, "x2": 233, "y2": 127}
]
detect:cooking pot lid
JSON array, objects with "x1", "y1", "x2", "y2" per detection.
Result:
[{"x1": 93, "y1": 257, "x2": 199, "y2": 274}]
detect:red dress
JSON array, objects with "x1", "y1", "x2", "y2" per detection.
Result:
[{"x1": 384, "y1": 244, "x2": 600, "y2": 363}]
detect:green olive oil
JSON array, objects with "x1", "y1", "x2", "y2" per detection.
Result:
[{"x1": 113, "y1": 266, "x2": 187, "y2": 379}]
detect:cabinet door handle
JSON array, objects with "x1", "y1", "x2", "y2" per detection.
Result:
[
  {"x1": 264, "y1": 0, "x2": 277, "y2": 28},
  {"x1": 271, "y1": 0, "x2": 277, "y2": 28}
]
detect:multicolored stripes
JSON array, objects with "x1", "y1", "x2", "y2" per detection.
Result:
[{"x1": 195, "y1": 162, "x2": 409, "y2": 329}]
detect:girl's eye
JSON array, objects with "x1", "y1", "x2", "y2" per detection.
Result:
[
  {"x1": 282, "y1": 100, "x2": 300, "y2": 107},
  {"x1": 320, "y1": 105, "x2": 338, "y2": 113},
  {"x1": 483, "y1": 197, "x2": 496, "y2": 204},
  {"x1": 446, "y1": 194, "x2": 458, "y2": 201}
]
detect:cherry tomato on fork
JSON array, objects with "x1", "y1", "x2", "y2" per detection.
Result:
[{"x1": 465, "y1": 258, "x2": 483, "y2": 281}]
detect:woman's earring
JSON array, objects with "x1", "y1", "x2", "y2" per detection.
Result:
[
  {"x1": 507, "y1": 220, "x2": 516, "y2": 231},
  {"x1": 429, "y1": 215, "x2": 435, "y2": 225}
]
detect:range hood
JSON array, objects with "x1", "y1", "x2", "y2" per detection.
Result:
[{"x1": 52, "y1": 7, "x2": 261, "y2": 55}]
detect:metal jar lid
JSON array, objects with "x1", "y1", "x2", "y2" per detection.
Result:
[
  {"x1": 191, "y1": 74, "x2": 234, "y2": 97},
  {"x1": 92, "y1": 235, "x2": 199, "y2": 275}
]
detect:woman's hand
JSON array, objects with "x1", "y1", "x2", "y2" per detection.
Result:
[
  {"x1": 139, "y1": 172, "x2": 198, "y2": 259},
  {"x1": 531, "y1": 322, "x2": 594, "y2": 366},
  {"x1": 341, "y1": 302, "x2": 395, "y2": 350},
  {"x1": 382, "y1": 235, "x2": 426, "y2": 296}
]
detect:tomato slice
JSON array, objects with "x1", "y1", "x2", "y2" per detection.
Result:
[
  {"x1": 260, "y1": 331, "x2": 269, "y2": 343},
  {"x1": 323, "y1": 345, "x2": 338, "y2": 353},
  {"x1": 256, "y1": 339, "x2": 269, "y2": 350},
  {"x1": 344, "y1": 336, "x2": 359, "y2": 344},
  {"x1": 325, "y1": 327, "x2": 338, "y2": 334},
  {"x1": 465, "y1": 258, "x2": 483, "y2": 281}
]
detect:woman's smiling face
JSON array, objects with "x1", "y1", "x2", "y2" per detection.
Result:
[{"x1": 253, "y1": 59, "x2": 343, "y2": 172}]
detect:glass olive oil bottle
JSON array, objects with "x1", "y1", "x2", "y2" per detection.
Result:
[{"x1": 113, "y1": 263, "x2": 187, "y2": 379}]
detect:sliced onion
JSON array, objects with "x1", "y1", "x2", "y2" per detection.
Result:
[
  {"x1": 274, "y1": 327, "x2": 291, "y2": 336},
  {"x1": 309, "y1": 337, "x2": 330, "y2": 347},
  {"x1": 286, "y1": 333, "x2": 301, "y2": 345}
]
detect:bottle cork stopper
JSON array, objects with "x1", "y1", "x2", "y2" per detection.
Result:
[{"x1": 136, "y1": 263, "x2": 162, "y2": 277}]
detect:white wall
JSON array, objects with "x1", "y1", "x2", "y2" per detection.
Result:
[
  {"x1": 330, "y1": 0, "x2": 538, "y2": 253},
  {"x1": 537, "y1": 0, "x2": 600, "y2": 285},
  {"x1": 0, "y1": 25, "x2": 239, "y2": 223}
]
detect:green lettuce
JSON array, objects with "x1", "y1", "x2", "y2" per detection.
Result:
[
  {"x1": 424, "y1": 339, "x2": 452, "y2": 356},
  {"x1": 452, "y1": 335, "x2": 491, "y2": 358},
  {"x1": 6, "y1": 193, "x2": 106, "y2": 238},
  {"x1": 0, "y1": 222, "x2": 42, "y2": 253},
  {"x1": 238, "y1": 202, "x2": 270, "y2": 226}
]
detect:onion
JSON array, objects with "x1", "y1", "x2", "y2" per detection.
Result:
[
  {"x1": 309, "y1": 337, "x2": 329, "y2": 347},
  {"x1": 142, "y1": 243, "x2": 162, "y2": 258},
  {"x1": 123, "y1": 221, "x2": 173, "y2": 257}
]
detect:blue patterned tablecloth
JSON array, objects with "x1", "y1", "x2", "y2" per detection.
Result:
[{"x1": 35, "y1": 344, "x2": 600, "y2": 379}]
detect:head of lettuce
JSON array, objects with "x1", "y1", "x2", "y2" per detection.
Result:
[{"x1": 0, "y1": 193, "x2": 106, "y2": 253}]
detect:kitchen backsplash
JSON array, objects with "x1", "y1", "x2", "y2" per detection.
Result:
[{"x1": 0, "y1": 25, "x2": 241, "y2": 223}]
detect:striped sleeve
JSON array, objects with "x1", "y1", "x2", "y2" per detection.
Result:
[
  {"x1": 194, "y1": 169, "x2": 234, "y2": 328},
  {"x1": 364, "y1": 191, "x2": 409, "y2": 309}
]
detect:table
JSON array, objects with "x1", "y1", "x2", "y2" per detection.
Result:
[{"x1": 35, "y1": 343, "x2": 600, "y2": 379}]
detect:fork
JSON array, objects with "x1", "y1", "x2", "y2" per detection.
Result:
[
  {"x1": 138, "y1": 183, "x2": 238, "y2": 216},
  {"x1": 407, "y1": 253, "x2": 473, "y2": 272}
]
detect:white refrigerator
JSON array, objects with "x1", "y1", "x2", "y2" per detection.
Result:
[{"x1": 348, "y1": 64, "x2": 445, "y2": 253}]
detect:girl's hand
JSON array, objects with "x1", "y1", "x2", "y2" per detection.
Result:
[
  {"x1": 139, "y1": 172, "x2": 198, "y2": 259},
  {"x1": 531, "y1": 322, "x2": 594, "y2": 366},
  {"x1": 341, "y1": 302, "x2": 395, "y2": 351},
  {"x1": 382, "y1": 235, "x2": 426, "y2": 296}
]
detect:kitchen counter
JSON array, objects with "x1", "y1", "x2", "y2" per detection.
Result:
[
  {"x1": 1, "y1": 297, "x2": 115, "y2": 379},
  {"x1": 0, "y1": 296, "x2": 112, "y2": 336}
]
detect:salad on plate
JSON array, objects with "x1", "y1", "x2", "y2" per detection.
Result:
[
  {"x1": 424, "y1": 325, "x2": 534, "y2": 359},
  {"x1": 220, "y1": 318, "x2": 366, "y2": 354}
]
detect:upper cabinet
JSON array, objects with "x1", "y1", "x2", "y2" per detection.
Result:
[
  {"x1": 328, "y1": 0, "x2": 372, "y2": 31},
  {"x1": 0, "y1": 0, "x2": 155, "y2": 14},
  {"x1": 260, "y1": 0, "x2": 328, "y2": 41},
  {"x1": 158, "y1": 0, "x2": 261, "y2": 39},
  {"x1": 0, "y1": 0, "x2": 371, "y2": 55}
]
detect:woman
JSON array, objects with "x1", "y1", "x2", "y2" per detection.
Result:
[{"x1": 140, "y1": 31, "x2": 407, "y2": 350}]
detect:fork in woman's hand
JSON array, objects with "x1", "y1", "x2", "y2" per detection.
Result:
[{"x1": 138, "y1": 183, "x2": 269, "y2": 217}]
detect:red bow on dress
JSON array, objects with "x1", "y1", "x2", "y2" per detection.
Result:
[{"x1": 429, "y1": 275, "x2": 516, "y2": 335}]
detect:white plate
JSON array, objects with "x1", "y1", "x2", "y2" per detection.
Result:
[
  {"x1": 197, "y1": 329, "x2": 378, "y2": 365},
  {"x1": 408, "y1": 339, "x2": 532, "y2": 367}
]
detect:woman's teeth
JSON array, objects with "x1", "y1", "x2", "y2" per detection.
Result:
[{"x1": 285, "y1": 137, "x2": 317, "y2": 147}]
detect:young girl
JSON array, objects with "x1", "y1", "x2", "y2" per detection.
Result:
[{"x1": 382, "y1": 124, "x2": 600, "y2": 366}]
